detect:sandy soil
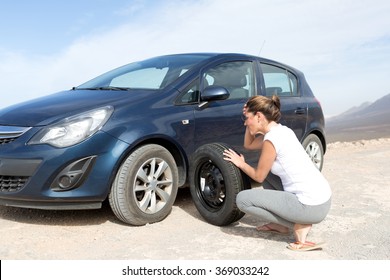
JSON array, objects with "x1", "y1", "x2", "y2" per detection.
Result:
[{"x1": 1, "y1": 138, "x2": 389, "y2": 260}]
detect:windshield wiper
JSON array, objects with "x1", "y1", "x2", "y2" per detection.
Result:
[{"x1": 75, "y1": 86, "x2": 131, "y2": 91}]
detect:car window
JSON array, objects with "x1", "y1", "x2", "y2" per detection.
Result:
[
  {"x1": 261, "y1": 63, "x2": 299, "y2": 97},
  {"x1": 76, "y1": 54, "x2": 211, "y2": 90},
  {"x1": 202, "y1": 61, "x2": 255, "y2": 100},
  {"x1": 178, "y1": 80, "x2": 200, "y2": 104},
  {"x1": 110, "y1": 67, "x2": 169, "y2": 89}
]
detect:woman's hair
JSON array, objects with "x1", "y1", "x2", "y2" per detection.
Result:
[{"x1": 246, "y1": 95, "x2": 281, "y2": 122}]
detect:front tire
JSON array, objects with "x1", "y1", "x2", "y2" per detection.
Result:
[
  {"x1": 189, "y1": 143, "x2": 250, "y2": 226},
  {"x1": 109, "y1": 144, "x2": 179, "y2": 225}
]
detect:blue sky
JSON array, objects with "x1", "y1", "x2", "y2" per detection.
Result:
[{"x1": 1, "y1": 0, "x2": 389, "y2": 117}]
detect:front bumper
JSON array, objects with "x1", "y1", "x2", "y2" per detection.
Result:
[{"x1": 0, "y1": 128, "x2": 129, "y2": 210}]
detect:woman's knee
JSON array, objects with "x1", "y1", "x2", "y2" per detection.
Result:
[
  {"x1": 236, "y1": 189, "x2": 256, "y2": 211},
  {"x1": 236, "y1": 191, "x2": 244, "y2": 210}
]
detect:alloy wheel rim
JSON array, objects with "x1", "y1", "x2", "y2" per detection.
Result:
[
  {"x1": 133, "y1": 157, "x2": 173, "y2": 214},
  {"x1": 305, "y1": 141, "x2": 322, "y2": 169}
]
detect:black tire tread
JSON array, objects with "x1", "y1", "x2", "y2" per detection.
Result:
[
  {"x1": 189, "y1": 142, "x2": 250, "y2": 226},
  {"x1": 109, "y1": 144, "x2": 178, "y2": 226}
]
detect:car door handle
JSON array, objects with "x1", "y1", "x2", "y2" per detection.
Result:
[{"x1": 294, "y1": 108, "x2": 306, "y2": 114}]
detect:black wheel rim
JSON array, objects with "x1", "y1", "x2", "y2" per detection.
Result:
[{"x1": 195, "y1": 160, "x2": 226, "y2": 210}]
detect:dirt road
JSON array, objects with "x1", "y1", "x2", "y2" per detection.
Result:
[{"x1": 1, "y1": 138, "x2": 389, "y2": 260}]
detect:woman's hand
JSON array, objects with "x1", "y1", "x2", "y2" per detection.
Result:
[
  {"x1": 223, "y1": 149, "x2": 245, "y2": 168},
  {"x1": 242, "y1": 103, "x2": 247, "y2": 116}
]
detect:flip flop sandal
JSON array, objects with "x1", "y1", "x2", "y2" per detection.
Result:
[{"x1": 286, "y1": 241, "x2": 324, "y2": 251}]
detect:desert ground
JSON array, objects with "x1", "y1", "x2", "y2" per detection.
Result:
[{"x1": 0, "y1": 138, "x2": 389, "y2": 261}]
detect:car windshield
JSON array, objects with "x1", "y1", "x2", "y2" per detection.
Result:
[{"x1": 76, "y1": 54, "x2": 212, "y2": 90}]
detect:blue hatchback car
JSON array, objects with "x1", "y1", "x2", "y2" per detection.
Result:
[{"x1": 0, "y1": 53, "x2": 326, "y2": 226}]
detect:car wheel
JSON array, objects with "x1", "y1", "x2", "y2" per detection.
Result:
[
  {"x1": 302, "y1": 134, "x2": 324, "y2": 170},
  {"x1": 109, "y1": 144, "x2": 179, "y2": 225},
  {"x1": 189, "y1": 143, "x2": 251, "y2": 226}
]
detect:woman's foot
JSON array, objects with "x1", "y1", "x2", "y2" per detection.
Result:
[
  {"x1": 256, "y1": 223, "x2": 290, "y2": 235},
  {"x1": 287, "y1": 223, "x2": 319, "y2": 250},
  {"x1": 292, "y1": 223, "x2": 312, "y2": 244}
]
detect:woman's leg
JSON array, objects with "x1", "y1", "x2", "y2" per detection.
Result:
[
  {"x1": 289, "y1": 199, "x2": 331, "y2": 249},
  {"x1": 236, "y1": 189, "x2": 300, "y2": 229},
  {"x1": 257, "y1": 174, "x2": 287, "y2": 233},
  {"x1": 237, "y1": 188, "x2": 331, "y2": 249},
  {"x1": 236, "y1": 189, "x2": 331, "y2": 230}
]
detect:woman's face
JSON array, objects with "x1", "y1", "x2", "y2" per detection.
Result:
[{"x1": 243, "y1": 111, "x2": 259, "y2": 135}]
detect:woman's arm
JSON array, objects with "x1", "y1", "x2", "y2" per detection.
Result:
[
  {"x1": 223, "y1": 140, "x2": 276, "y2": 183},
  {"x1": 243, "y1": 127, "x2": 264, "y2": 150},
  {"x1": 242, "y1": 103, "x2": 264, "y2": 150}
]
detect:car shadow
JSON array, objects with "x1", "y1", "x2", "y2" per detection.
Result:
[
  {"x1": 173, "y1": 187, "x2": 208, "y2": 220},
  {"x1": 0, "y1": 200, "x2": 119, "y2": 226},
  {"x1": 0, "y1": 187, "x2": 284, "y2": 235},
  {"x1": 0, "y1": 188, "x2": 200, "y2": 227}
]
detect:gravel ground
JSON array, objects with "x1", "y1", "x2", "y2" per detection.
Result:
[{"x1": 1, "y1": 138, "x2": 390, "y2": 260}]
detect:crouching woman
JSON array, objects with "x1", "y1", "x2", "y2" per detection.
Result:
[{"x1": 223, "y1": 95, "x2": 331, "y2": 251}]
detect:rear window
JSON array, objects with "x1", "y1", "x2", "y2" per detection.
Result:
[{"x1": 261, "y1": 63, "x2": 299, "y2": 97}]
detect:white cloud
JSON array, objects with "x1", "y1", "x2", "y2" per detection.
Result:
[{"x1": 1, "y1": 0, "x2": 389, "y2": 116}]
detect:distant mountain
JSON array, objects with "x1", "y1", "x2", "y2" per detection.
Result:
[
  {"x1": 326, "y1": 93, "x2": 390, "y2": 143},
  {"x1": 334, "y1": 101, "x2": 372, "y2": 118}
]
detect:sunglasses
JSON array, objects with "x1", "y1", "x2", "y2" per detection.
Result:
[
  {"x1": 241, "y1": 114, "x2": 248, "y2": 122},
  {"x1": 241, "y1": 112, "x2": 255, "y2": 122}
]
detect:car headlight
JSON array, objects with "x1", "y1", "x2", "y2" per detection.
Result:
[{"x1": 29, "y1": 106, "x2": 113, "y2": 148}]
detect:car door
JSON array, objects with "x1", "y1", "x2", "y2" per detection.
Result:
[
  {"x1": 259, "y1": 62, "x2": 308, "y2": 141},
  {"x1": 193, "y1": 60, "x2": 259, "y2": 165}
]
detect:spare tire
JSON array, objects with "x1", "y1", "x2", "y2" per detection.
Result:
[{"x1": 189, "y1": 143, "x2": 251, "y2": 226}]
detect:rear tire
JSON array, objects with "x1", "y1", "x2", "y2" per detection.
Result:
[
  {"x1": 189, "y1": 143, "x2": 250, "y2": 226},
  {"x1": 302, "y1": 134, "x2": 324, "y2": 170},
  {"x1": 109, "y1": 144, "x2": 179, "y2": 225}
]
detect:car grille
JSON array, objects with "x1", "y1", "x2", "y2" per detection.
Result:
[
  {"x1": 0, "y1": 125, "x2": 31, "y2": 145},
  {"x1": 0, "y1": 138, "x2": 16, "y2": 145},
  {"x1": 0, "y1": 176, "x2": 29, "y2": 192}
]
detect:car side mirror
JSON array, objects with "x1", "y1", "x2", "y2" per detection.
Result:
[{"x1": 200, "y1": 86, "x2": 230, "y2": 102}]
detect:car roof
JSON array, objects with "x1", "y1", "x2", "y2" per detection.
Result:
[{"x1": 156, "y1": 52, "x2": 302, "y2": 73}]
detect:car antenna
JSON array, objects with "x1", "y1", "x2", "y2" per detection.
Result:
[{"x1": 258, "y1": 40, "x2": 266, "y2": 56}]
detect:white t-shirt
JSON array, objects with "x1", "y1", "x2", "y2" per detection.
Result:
[{"x1": 264, "y1": 124, "x2": 332, "y2": 205}]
